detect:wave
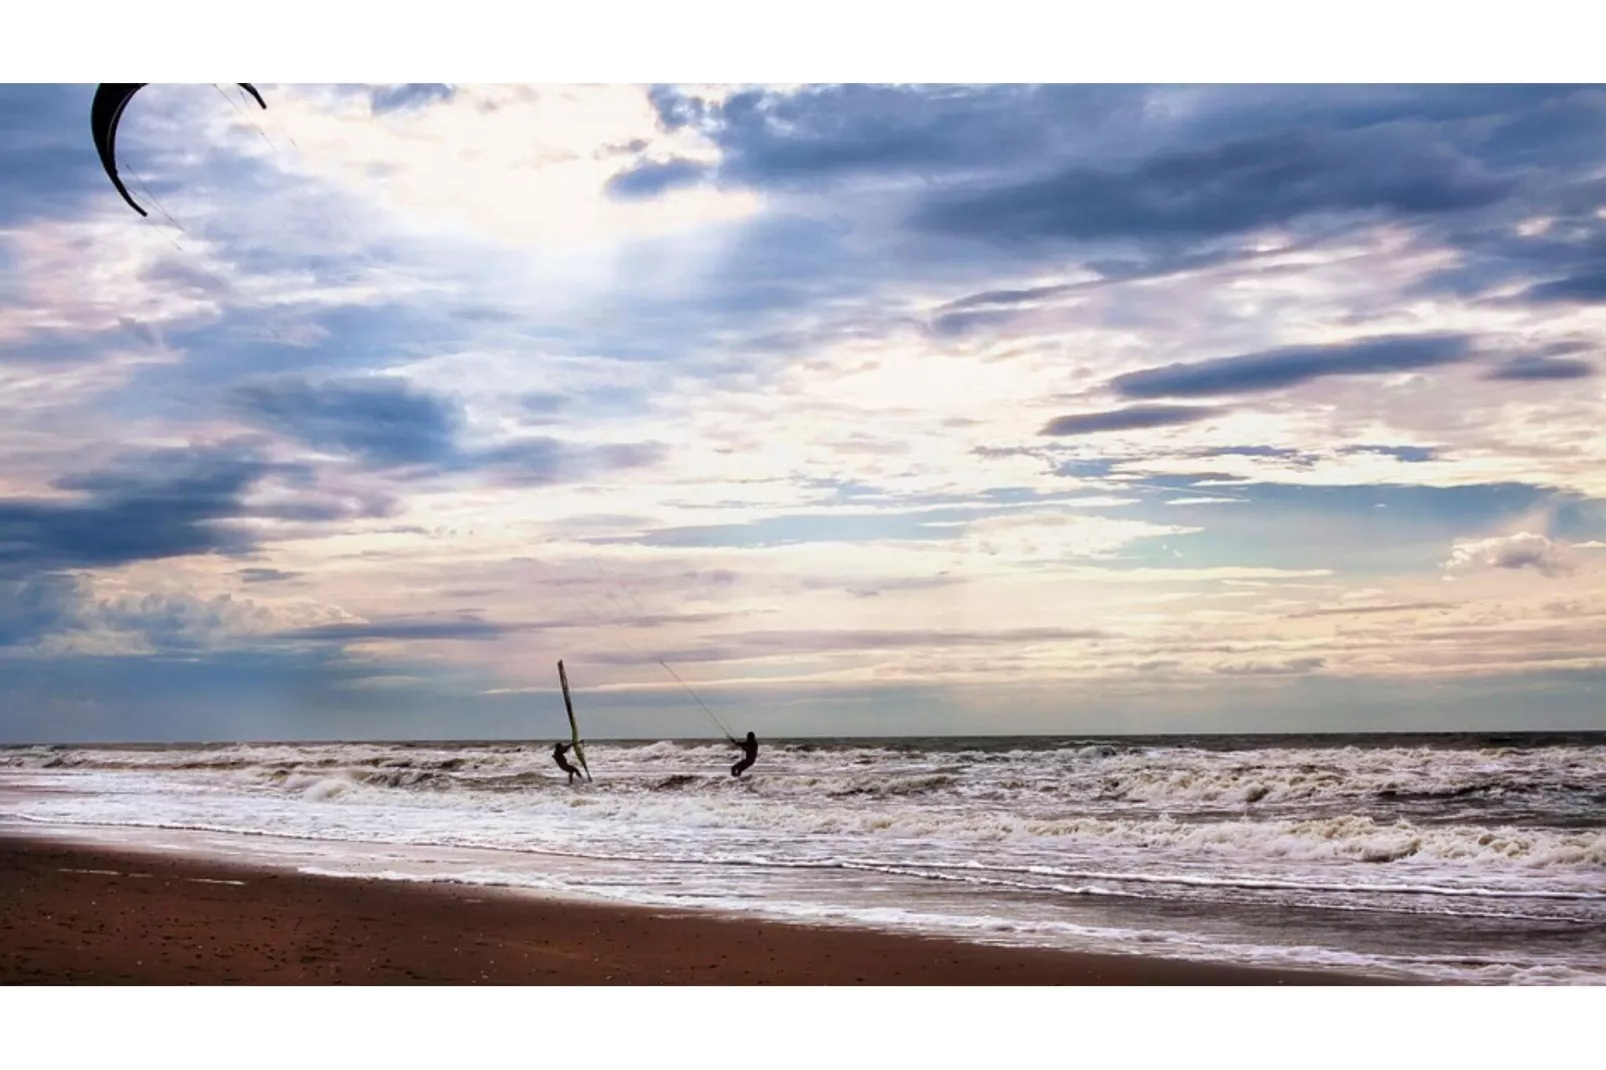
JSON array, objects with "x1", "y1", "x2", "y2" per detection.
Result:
[
  {"x1": 13, "y1": 770, "x2": 1606, "y2": 885},
  {"x1": 9, "y1": 739, "x2": 1602, "y2": 814},
  {"x1": 9, "y1": 736, "x2": 1605, "y2": 987}
]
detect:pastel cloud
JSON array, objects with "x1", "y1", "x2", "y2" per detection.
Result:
[
  {"x1": 6, "y1": 82, "x2": 1606, "y2": 741},
  {"x1": 1441, "y1": 532, "x2": 1581, "y2": 578}
]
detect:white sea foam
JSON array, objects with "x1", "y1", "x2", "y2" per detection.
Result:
[{"x1": 4, "y1": 736, "x2": 1604, "y2": 984}]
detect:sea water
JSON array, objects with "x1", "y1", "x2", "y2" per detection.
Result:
[{"x1": 3, "y1": 733, "x2": 1603, "y2": 984}]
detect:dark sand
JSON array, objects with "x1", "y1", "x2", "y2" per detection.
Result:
[{"x1": 0, "y1": 836, "x2": 1393, "y2": 985}]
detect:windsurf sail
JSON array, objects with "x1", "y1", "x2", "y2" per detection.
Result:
[{"x1": 557, "y1": 659, "x2": 593, "y2": 782}]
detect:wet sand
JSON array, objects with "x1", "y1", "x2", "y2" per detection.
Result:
[{"x1": 0, "y1": 836, "x2": 1392, "y2": 985}]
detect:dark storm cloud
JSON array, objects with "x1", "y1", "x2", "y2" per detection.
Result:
[
  {"x1": 648, "y1": 84, "x2": 1600, "y2": 201},
  {"x1": 1485, "y1": 355, "x2": 1597, "y2": 381},
  {"x1": 1109, "y1": 333, "x2": 1475, "y2": 399},
  {"x1": 634, "y1": 85, "x2": 1606, "y2": 327},
  {"x1": 1419, "y1": 189, "x2": 1606, "y2": 301},
  {"x1": 916, "y1": 131, "x2": 1510, "y2": 245},
  {"x1": 230, "y1": 376, "x2": 463, "y2": 470},
  {"x1": 1040, "y1": 405, "x2": 1222, "y2": 437},
  {"x1": 229, "y1": 375, "x2": 666, "y2": 485},
  {"x1": 647, "y1": 84, "x2": 1143, "y2": 188},
  {"x1": 0, "y1": 441, "x2": 278, "y2": 577}
]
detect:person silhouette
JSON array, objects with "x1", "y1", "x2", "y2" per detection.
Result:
[
  {"x1": 553, "y1": 742, "x2": 583, "y2": 785},
  {"x1": 731, "y1": 731, "x2": 759, "y2": 778}
]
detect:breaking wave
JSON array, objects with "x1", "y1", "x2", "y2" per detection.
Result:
[{"x1": 5, "y1": 733, "x2": 1605, "y2": 985}]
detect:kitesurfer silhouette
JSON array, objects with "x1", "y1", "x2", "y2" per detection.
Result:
[
  {"x1": 553, "y1": 742, "x2": 583, "y2": 785},
  {"x1": 731, "y1": 731, "x2": 759, "y2": 778}
]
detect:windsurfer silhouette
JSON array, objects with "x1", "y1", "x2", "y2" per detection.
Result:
[
  {"x1": 731, "y1": 731, "x2": 759, "y2": 778},
  {"x1": 553, "y1": 742, "x2": 583, "y2": 785}
]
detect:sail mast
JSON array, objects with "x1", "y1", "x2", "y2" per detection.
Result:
[{"x1": 557, "y1": 659, "x2": 593, "y2": 782}]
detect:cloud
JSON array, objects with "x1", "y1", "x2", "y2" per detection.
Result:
[
  {"x1": 1288, "y1": 601, "x2": 1456, "y2": 618},
  {"x1": 1212, "y1": 656, "x2": 1326, "y2": 676},
  {"x1": 1442, "y1": 532, "x2": 1578, "y2": 578},
  {"x1": 0, "y1": 85, "x2": 107, "y2": 225},
  {"x1": 0, "y1": 574, "x2": 81, "y2": 648},
  {"x1": 1520, "y1": 270, "x2": 1606, "y2": 305},
  {"x1": 1084, "y1": 480, "x2": 1592, "y2": 576},
  {"x1": 10, "y1": 83, "x2": 1606, "y2": 739},
  {"x1": 588, "y1": 625, "x2": 1107, "y2": 665},
  {"x1": 1, "y1": 572, "x2": 290, "y2": 654},
  {"x1": 1339, "y1": 444, "x2": 1439, "y2": 463},
  {"x1": 957, "y1": 510, "x2": 1196, "y2": 562},
  {"x1": 916, "y1": 130, "x2": 1509, "y2": 245},
  {"x1": 648, "y1": 84, "x2": 1132, "y2": 188},
  {"x1": 473, "y1": 437, "x2": 667, "y2": 486},
  {"x1": 1040, "y1": 405, "x2": 1221, "y2": 436},
  {"x1": 1190, "y1": 446, "x2": 1312, "y2": 462},
  {"x1": 93, "y1": 590, "x2": 279, "y2": 653},
  {"x1": 1110, "y1": 333, "x2": 1474, "y2": 400},
  {"x1": 278, "y1": 607, "x2": 737, "y2": 645},
  {"x1": 605, "y1": 157, "x2": 712, "y2": 200},
  {"x1": 229, "y1": 374, "x2": 667, "y2": 484},
  {"x1": 278, "y1": 616, "x2": 526, "y2": 642},
  {"x1": 845, "y1": 574, "x2": 965, "y2": 598},
  {"x1": 369, "y1": 84, "x2": 455, "y2": 115},
  {"x1": 520, "y1": 392, "x2": 569, "y2": 416},
  {"x1": 0, "y1": 441, "x2": 279, "y2": 578},
  {"x1": 1484, "y1": 355, "x2": 1596, "y2": 381},
  {"x1": 230, "y1": 375, "x2": 462, "y2": 470},
  {"x1": 236, "y1": 568, "x2": 301, "y2": 584},
  {"x1": 140, "y1": 257, "x2": 232, "y2": 297}
]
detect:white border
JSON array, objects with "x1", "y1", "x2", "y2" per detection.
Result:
[
  {"x1": 4, "y1": 1, "x2": 1601, "y2": 82},
  {"x1": 1, "y1": 987, "x2": 1599, "y2": 1068}
]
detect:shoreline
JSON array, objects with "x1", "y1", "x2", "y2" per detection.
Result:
[{"x1": 0, "y1": 835, "x2": 1395, "y2": 985}]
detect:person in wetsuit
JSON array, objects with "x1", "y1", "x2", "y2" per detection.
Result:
[
  {"x1": 553, "y1": 741, "x2": 583, "y2": 785},
  {"x1": 731, "y1": 731, "x2": 758, "y2": 778}
]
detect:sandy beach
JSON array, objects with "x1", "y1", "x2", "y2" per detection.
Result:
[{"x1": 0, "y1": 836, "x2": 1391, "y2": 985}]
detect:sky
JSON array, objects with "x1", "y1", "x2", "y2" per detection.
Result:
[{"x1": 4, "y1": 79, "x2": 1606, "y2": 742}]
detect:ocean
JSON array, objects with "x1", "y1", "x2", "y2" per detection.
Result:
[{"x1": 3, "y1": 732, "x2": 1603, "y2": 984}]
